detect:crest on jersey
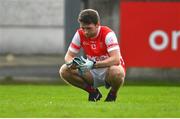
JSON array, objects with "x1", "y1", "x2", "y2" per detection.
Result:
[{"x1": 91, "y1": 44, "x2": 96, "y2": 49}]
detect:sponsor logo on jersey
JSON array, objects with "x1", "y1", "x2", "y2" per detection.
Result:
[{"x1": 83, "y1": 41, "x2": 89, "y2": 45}]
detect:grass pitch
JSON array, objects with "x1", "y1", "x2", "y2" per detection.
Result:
[{"x1": 0, "y1": 79, "x2": 180, "y2": 118}]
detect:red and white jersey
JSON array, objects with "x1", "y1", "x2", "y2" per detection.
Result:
[{"x1": 69, "y1": 26, "x2": 125, "y2": 66}]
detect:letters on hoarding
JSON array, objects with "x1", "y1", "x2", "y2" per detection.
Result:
[{"x1": 120, "y1": 2, "x2": 180, "y2": 67}]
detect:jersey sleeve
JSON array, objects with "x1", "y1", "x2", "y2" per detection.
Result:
[
  {"x1": 105, "y1": 32, "x2": 120, "y2": 52},
  {"x1": 68, "y1": 31, "x2": 81, "y2": 53}
]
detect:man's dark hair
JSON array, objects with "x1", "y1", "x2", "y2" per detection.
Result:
[{"x1": 78, "y1": 9, "x2": 100, "y2": 25}]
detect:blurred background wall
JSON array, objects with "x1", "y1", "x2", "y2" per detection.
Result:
[
  {"x1": 0, "y1": 0, "x2": 64, "y2": 54},
  {"x1": 0, "y1": 0, "x2": 120, "y2": 55}
]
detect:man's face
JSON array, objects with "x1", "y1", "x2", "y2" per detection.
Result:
[{"x1": 80, "y1": 23, "x2": 99, "y2": 38}]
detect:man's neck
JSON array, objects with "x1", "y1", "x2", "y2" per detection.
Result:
[{"x1": 91, "y1": 26, "x2": 101, "y2": 39}]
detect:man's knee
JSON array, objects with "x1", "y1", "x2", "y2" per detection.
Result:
[
  {"x1": 59, "y1": 64, "x2": 69, "y2": 80},
  {"x1": 108, "y1": 65, "x2": 125, "y2": 81}
]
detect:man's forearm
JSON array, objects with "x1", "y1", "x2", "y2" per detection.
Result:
[
  {"x1": 94, "y1": 57, "x2": 120, "y2": 68},
  {"x1": 64, "y1": 50, "x2": 77, "y2": 63}
]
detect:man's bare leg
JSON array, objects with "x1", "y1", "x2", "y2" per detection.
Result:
[
  {"x1": 59, "y1": 64, "x2": 102, "y2": 101},
  {"x1": 105, "y1": 65, "x2": 125, "y2": 101}
]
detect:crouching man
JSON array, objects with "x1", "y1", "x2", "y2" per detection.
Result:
[{"x1": 59, "y1": 9, "x2": 126, "y2": 102}]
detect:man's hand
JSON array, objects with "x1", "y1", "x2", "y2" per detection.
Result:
[
  {"x1": 66, "y1": 57, "x2": 84, "y2": 69},
  {"x1": 79, "y1": 56, "x2": 95, "y2": 72},
  {"x1": 66, "y1": 56, "x2": 95, "y2": 75}
]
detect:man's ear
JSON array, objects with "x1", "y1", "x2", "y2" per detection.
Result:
[{"x1": 96, "y1": 22, "x2": 100, "y2": 28}]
